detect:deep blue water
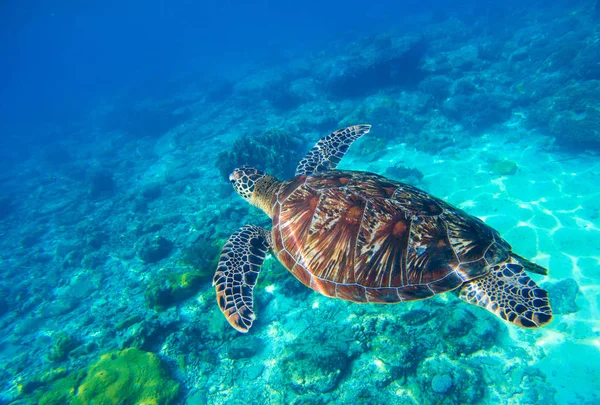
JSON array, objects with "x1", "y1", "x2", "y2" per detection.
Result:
[
  {"x1": 0, "y1": 1, "x2": 599, "y2": 404},
  {"x1": 0, "y1": 0, "x2": 536, "y2": 154}
]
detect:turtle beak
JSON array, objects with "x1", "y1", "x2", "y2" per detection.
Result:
[{"x1": 229, "y1": 172, "x2": 236, "y2": 182}]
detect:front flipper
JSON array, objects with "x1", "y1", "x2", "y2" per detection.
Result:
[
  {"x1": 213, "y1": 225, "x2": 272, "y2": 333},
  {"x1": 295, "y1": 124, "x2": 371, "y2": 176},
  {"x1": 459, "y1": 261, "x2": 552, "y2": 328}
]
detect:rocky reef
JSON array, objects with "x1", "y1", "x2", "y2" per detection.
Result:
[
  {"x1": 216, "y1": 128, "x2": 304, "y2": 181},
  {"x1": 22, "y1": 348, "x2": 179, "y2": 405}
]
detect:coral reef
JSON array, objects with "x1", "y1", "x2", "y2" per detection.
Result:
[
  {"x1": 550, "y1": 81, "x2": 600, "y2": 150},
  {"x1": 227, "y1": 336, "x2": 264, "y2": 360},
  {"x1": 431, "y1": 373, "x2": 453, "y2": 394},
  {"x1": 136, "y1": 234, "x2": 174, "y2": 263},
  {"x1": 282, "y1": 341, "x2": 350, "y2": 394},
  {"x1": 145, "y1": 270, "x2": 206, "y2": 311},
  {"x1": 29, "y1": 348, "x2": 179, "y2": 405},
  {"x1": 215, "y1": 128, "x2": 304, "y2": 181},
  {"x1": 47, "y1": 332, "x2": 80, "y2": 362},
  {"x1": 75, "y1": 348, "x2": 179, "y2": 405},
  {"x1": 178, "y1": 236, "x2": 221, "y2": 271},
  {"x1": 325, "y1": 36, "x2": 429, "y2": 98}
]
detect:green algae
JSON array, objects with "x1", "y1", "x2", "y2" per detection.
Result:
[
  {"x1": 18, "y1": 367, "x2": 68, "y2": 395},
  {"x1": 74, "y1": 348, "x2": 179, "y2": 405},
  {"x1": 37, "y1": 370, "x2": 86, "y2": 405},
  {"x1": 47, "y1": 332, "x2": 80, "y2": 362},
  {"x1": 115, "y1": 314, "x2": 143, "y2": 331},
  {"x1": 28, "y1": 348, "x2": 179, "y2": 405},
  {"x1": 145, "y1": 270, "x2": 205, "y2": 311}
]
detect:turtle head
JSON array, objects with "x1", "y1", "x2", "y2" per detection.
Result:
[
  {"x1": 229, "y1": 166, "x2": 265, "y2": 201},
  {"x1": 230, "y1": 166, "x2": 279, "y2": 215}
]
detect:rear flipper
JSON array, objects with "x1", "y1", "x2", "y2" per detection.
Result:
[
  {"x1": 511, "y1": 252, "x2": 548, "y2": 275},
  {"x1": 459, "y1": 260, "x2": 552, "y2": 328}
]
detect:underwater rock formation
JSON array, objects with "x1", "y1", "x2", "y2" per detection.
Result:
[
  {"x1": 47, "y1": 332, "x2": 80, "y2": 362},
  {"x1": 529, "y1": 80, "x2": 600, "y2": 151},
  {"x1": 544, "y1": 278, "x2": 580, "y2": 315},
  {"x1": 227, "y1": 336, "x2": 263, "y2": 360},
  {"x1": 144, "y1": 270, "x2": 206, "y2": 311},
  {"x1": 282, "y1": 341, "x2": 350, "y2": 394},
  {"x1": 325, "y1": 36, "x2": 428, "y2": 98},
  {"x1": 215, "y1": 128, "x2": 303, "y2": 181},
  {"x1": 178, "y1": 236, "x2": 221, "y2": 271},
  {"x1": 385, "y1": 164, "x2": 425, "y2": 184},
  {"x1": 88, "y1": 168, "x2": 116, "y2": 199},
  {"x1": 26, "y1": 347, "x2": 179, "y2": 405},
  {"x1": 75, "y1": 348, "x2": 179, "y2": 404},
  {"x1": 135, "y1": 234, "x2": 174, "y2": 263},
  {"x1": 431, "y1": 373, "x2": 453, "y2": 394}
]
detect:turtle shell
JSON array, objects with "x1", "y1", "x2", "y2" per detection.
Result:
[{"x1": 270, "y1": 170, "x2": 511, "y2": 303}]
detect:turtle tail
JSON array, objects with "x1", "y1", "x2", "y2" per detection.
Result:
[{"x1": 458, "y1": 259, "x2": 552, "y2": 328}]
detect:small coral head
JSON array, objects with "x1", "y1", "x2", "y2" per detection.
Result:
[{"x1": 230, "y1": 166, "x2": 266, "y2": 201}]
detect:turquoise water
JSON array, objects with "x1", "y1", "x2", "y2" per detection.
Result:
[{"x1": 1, "y1": 1, "x2": 599, "y2": 404}]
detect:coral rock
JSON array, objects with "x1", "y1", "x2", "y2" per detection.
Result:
[
  {"x1": 136, "y1": 235, "x2": 174, "y2": 263},
  {"x1": 431, "y1": 374, "x2": 453, "y2": 394}
]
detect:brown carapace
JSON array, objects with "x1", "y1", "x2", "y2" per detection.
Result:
[{"x1": 214, "y1": 125, "x2": 552, "y2": 333}]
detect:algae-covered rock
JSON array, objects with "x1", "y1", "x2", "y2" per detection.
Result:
[
  {"x1": 35, "y1": 370, "x2": 87, "y2": 405},
  {"x1": 227, "y1": 336, "x2": 263, "y2": 360},
  {"x1": 490, "y1": 160, "x2": 518, "y2": 175},
  {"x1": 119, "y1": 316, "x2": 178, "y2": 350},
  {"x1": 115, "y1": 314, "x2": 143, "y2": 331},
  {"x1": 179, "y1": 238, "x2": 221, "y2": 272},
  {"x1": 282, "y1": 342, "x2": 349, "y2": 393},
  {"x1": 444, "y1": 307, "x2": 477, "y2": 338},
  {"x1": 145, "y1": 270, "x2": 204, "y2": 311},
  {"x1": 74, "y1": 348, "x2": 179, "y2": 405},
  {"x1": 29, "y1": 348, "x2": 179, "y2": 405},
  {"x1": 47, "y1": 332, "x2": 80, "y2": 362},
  {"x1": 443, "y1": 307, "x2": 499, "y2": 356},
  {"x1": 136, "y1": 234, "x2": 174, "y2": 263},
  {"x1": 18, "y1": 367, "x2": 68, "y2": 395},
  {"x1": 215, "y1": 128, "x2": 303, "y2": 181}
]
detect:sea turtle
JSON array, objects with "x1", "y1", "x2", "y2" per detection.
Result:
[{"x1": 214, "y1": 125, "x2": 552, "y2": 332}]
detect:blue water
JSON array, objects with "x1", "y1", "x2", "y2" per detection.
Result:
[{"x1": 1, "y1": 1, "x2": 599, "y2": 404}]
